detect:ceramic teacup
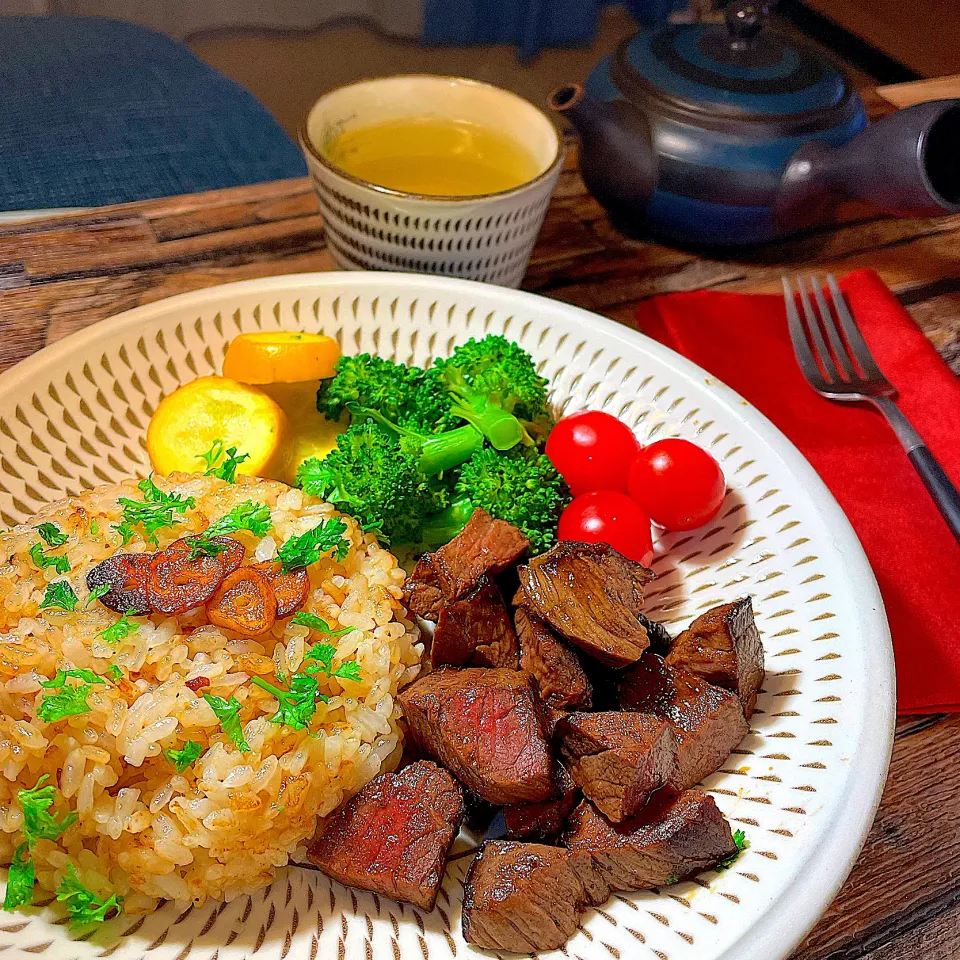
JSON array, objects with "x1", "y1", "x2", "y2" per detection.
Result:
[{"x1": 300, "y1": 76, "x2": 564, "y2": 288}]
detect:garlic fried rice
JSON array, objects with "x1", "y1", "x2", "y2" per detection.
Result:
[{"x1": 0, "y1": 473, "x2": 422, "y2": 914}]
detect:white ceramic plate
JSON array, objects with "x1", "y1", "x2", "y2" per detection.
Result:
[{"x1": 0, "y1": 273, "x2": 894, "y2": 960}]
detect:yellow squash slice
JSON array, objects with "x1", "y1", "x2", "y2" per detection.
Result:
[
  {"x1": 146, "y1": 376, "x2": 289, "y2": 479},
  {"x1": 222, "y1": 331, "x2": 340, "y2": 384}
]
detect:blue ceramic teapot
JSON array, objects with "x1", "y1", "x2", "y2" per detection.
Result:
[{"x1": 549, "y1": 1, "x2": 960, "y2": 246}]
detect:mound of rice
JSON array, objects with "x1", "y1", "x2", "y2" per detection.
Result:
[{"x1": 0, "y1": 473, "x2": 422, "y2": 913}]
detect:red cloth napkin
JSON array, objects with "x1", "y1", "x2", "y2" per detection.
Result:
[{"x1": 634, "y1": 269, "x2": 960, "y2": 714}]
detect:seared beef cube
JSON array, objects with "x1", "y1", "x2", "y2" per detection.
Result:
[
  {"x1": 504, "y1": 763, "x2": 579, "y2": 841},
  {"x1": 462, "y1": 788, "x2": 501, "y2": 832},
  {"x1": 580, "y1": 657, "x2": 624, "y2": 712},
  {"x1": 404, "y1": 555, "x2": 444, "y2": 620},
  {"x1": 517, "y1": 541, "x2": 655, "y2": 668},
  {"x1": 557, "y1": 712, "x2": 677, "y2": 822},
  {"x1": 398, "y1": 668, "x2": 555, "y2": 805},
  {"x1": 432, "y1": 577, "x2": 519, "y2": 669},
  {"x1": 516, "y1": 607, "x2": 592, "y2": 709},
  {"x1": 619, "y1": 654, "x2": 749, "y2": 790},
  {"x1": 563, "y1": 789, "x2": 737, "y2": 889},
  {"x1": 307, "y1": 761, "x2": 464, "y2": 911},
  {"x1": 404, "y1": 510, "x2": 528, "y2": 618},
  {"x1": 433, "y1": 509, "x2": 530, "y2": 601},
  {"x1": 462, "y1": 841, "x2": 609, "y2": 953},
  {"x1": 639, "y1": 613, "x2": 673, "y2": 655},
  {"x1": 666, "y1": 597, "x2": 765, "y2": 717},
  {"x1": 541, "y1": 705, "x2": 567, "y2": 738}
]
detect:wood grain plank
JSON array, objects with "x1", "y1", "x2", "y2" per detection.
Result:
[
  {"x1": 859, "y1": 899, "x2": 960, "y2": 960},
  {"x1": 792, "y1": 714, "x2": 960, "y2": 959},
  {"x1": 877, "y1": 74, "x2": 960, "y2": 108},
  {"x1": 0, "y1": 246, "x2": 335, "y2": 372},
  {"x1": 148, "y1": 191, "x2": 320, "y2": 243},
  {"x1": 8, "y1": 215, "x2": 326, "y2": 281}
]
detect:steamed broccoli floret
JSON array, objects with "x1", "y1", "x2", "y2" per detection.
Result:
[
  {"x1": 419, "y1": 446, "x2": 570, "y2": 554},
  {"x1": 305, "y1": 339, "x2": 564, "y2": 551},
  {"x1": 431, "y1": 335, "x2": 553, "y2": 449},
  {"x1": 296, "y1": 422, "x2": 453, "y2": 544},
  {"x1": 346, "y1": 405, "x2": 483, "y2": 475},
  {"x1": 317, "y1": 354, "x2": 460, "y2": 434}
]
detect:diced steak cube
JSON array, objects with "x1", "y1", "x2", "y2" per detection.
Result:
[
  {"x1": 618, "y1": 654, "x2": 749, "y2": 790},
  {"x1": 307, "y1": 761, "x2": 464, "y2": 911},
  {"x1": 398, "y1": 668, "x2": 555, "y2": 805},
  {"x1": 462, "y1": 841, "x2": 610, "y2": 953},
  {"x1": 541, "y1": 705, "x2": 567, "y2": 737},
  {"x1": 557, "y1": 712, "x2": 677, "y2": 822},
  {"x1": 638, "y1": 613, "x2": 673, "y2": 654},
  {"x1": 666, "y1": 597, "x2": 765, "y2": 717},
  {"x1": 432, "y1": 577, "x2": 519, "y2": 669},
  {"x1": 517, "y1": 541, "x2": 655, "y2": 668},
  {"x1": 404, "y1": 511, "x2": 529, "y2": 618},
  {"x1": 462, "y1": 788, "x2": 501, "y2": 832},
  {"x1": 563, "y1": 789, "x2": 738, "y2": 889},
  {"x1": 404, "y1": 554, "x2": 444, "y2": 621},
  {"x1": 433, "y1": 509, "x2": 530, "y2": 601},
  {"x1": 516, "y1": 606, "x2": 592, "y2": 709},
  {"x1": 504, "y1": 763, "x2": 580, "y2": 841}
]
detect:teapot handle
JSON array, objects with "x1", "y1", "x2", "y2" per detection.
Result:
[{"x1": 724, "y1": 0, "x2": 770, "y2": 49}]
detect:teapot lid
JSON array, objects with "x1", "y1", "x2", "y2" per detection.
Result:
[{"x1": 613, "y1": 1, "x2": 855, "y2": 130}]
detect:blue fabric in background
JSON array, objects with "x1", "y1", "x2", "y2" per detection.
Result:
[
  {"x1": 423, "y1": 0, "x2": 683, "y2": 60},
  {"x1": 0, "y1": 16, "x2": 306, "y2": 212}
]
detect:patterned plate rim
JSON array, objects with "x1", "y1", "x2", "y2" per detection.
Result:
[{"x1": 0, "y1": 271, "x2": 895, "y2": 960}]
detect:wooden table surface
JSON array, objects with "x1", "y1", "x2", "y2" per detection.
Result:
[{"x1": 0, "y1": 76, "x2": 959, "y2": 960}]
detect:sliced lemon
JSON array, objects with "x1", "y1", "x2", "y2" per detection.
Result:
[
  {"x1": 146, "y1": 375, "x2": 289, "y2": 480},
  {"x1": 222, "y1": 331, "x2": 340, "y2": 384}
]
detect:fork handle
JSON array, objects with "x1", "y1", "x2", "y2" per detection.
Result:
[
  {"x1": 871, "y1": 396, "x2": 960, "y2": 544},
  {"x1": 908, "y1": 446, "x2": 960, "y2": 543}
]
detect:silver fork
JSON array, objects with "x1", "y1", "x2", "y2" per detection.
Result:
[{"x1": 783, "y1": 274, "x2": 960, "y2": 544}]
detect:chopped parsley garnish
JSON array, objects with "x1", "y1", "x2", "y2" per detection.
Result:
[
  {"x1": 716, "y1": 829, "x2": 749, "y2": 871},
  {"x1": 252, "y1": 674, "x2": 322, "y2": 730},
  {"x1": 35, "y1": 522, "x2": 68, "y2": 548},
  {"x1": 303, "y1": 643, "x2": 362, "y2": 682},
  {"x1": 85, "y1": 582, "x2": 110, "y2": 607},
  {"x1": 29, "y1": 542, "x2": 70, "y2": 575},
  {"x1": 18, "y1": 776, "x2": 77, "y2": 846},
  {"x1": 106, "y1": 665, "x2": 124, "y2": 684},
  {"x1": 664, "y1": 874, "x2": 680, "y2": 886},
  {"x1": 101, "y1": 611, "x2": 138, "y2": 645},
  {"x1": 3, "y1": 843, "x2": 34, "y2": 910},
  {"x1": 39, "y1": 580, "x2": 78, "y2": 612},
  {"x1": 163, "y1": 740, "x2": 203, "y2": 772},
  {"x1": 40, "y1": 668, "x2": 106, "y2": 688},
  {"x1": 37, "y1": 671, "x2": 103, "y2": 723},
  {"x1": 186, "y1": 501, "x2": 272, "y2": 559},
  {"x1": 113, "y1": 475, "x2": 195, "y2": 545},
  {"x1": 56, "y1": 864, "x2": 123, "y2": 927},
  {"x1": 202, "y1": 694, "x2": 250, "y2": 753},
  {"x1": 290, "y1": 612, "x2": 351, "y2": 637},
  {"x1": 198, "y1": 439, "x2": 250, "y2": 483},
  {"x1": 277, "y1": 518, "x2": 349, "y2": 573},
  {"x1": 89, "y1": 520, "x2": 99, "y2": 536},
  {"x1": 205, "y1": 501, "x2": 272, "y2": 539}
]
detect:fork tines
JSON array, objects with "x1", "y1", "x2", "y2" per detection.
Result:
[{"x1": 782, "y1": 274, "x2": 895, "y2": 399}]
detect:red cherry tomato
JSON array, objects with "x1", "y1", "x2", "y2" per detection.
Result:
[
  {"x1": 558, "y1": 491, "x2": 654, "y2": 566},
  {"x1": 628, "y1": 439, "x2": 726, "y2": 531},
  {"x1": 545, "y1": 411, "x2": 641, "y2": 496}
]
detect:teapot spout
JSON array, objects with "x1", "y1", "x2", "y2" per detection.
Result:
[
  {"x1": 828, "y1": 100, "x2": 960, "y2": 215},
  {"x1": 776, "y1": 100, "x2": 960, "y2": 232},
  {"x1": 549, "y1": 84, "x2": 656, "y2": 226}
]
